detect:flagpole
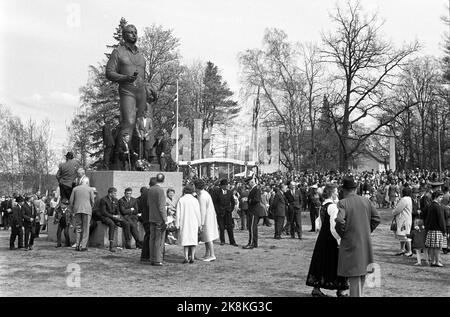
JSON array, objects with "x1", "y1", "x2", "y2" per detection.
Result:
[{"x1": 176, "y1": 79, "x2": 179, "y2": 169}]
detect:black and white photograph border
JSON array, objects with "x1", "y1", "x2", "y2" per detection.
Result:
[{"x1": 0, "y1": 0, "x2": 450, "y2": 299}]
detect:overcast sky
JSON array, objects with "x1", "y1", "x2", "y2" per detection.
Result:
[{"x1": 0, "y1": 0, "x2": 448, "y2": 152}]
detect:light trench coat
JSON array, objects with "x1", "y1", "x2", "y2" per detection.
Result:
[
  {"x1": 175, "y1": 194, "x2": 202, "y2": 246},
  {"x1": 197, "y1": 190, "x2": 220, "y2": 243},
  {"x1": 392, "y1": 196, "x2": 412, "y2": 238}
]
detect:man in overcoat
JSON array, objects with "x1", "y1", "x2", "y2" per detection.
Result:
[
  {"x1": 334, "y1": 176, "x2": 380, "y2": 297},
  {"x1": 244, "y1": 177, "x2": 266, "y2": 249}
]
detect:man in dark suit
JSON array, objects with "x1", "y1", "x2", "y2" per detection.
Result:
[
  {"x1": 153, "y1": 133, "x2": 171, "y2": 171},
  {"x1": 115, "y1": 133, "x2": 138, "y2": 171},
  {"x1": 138, "y1": 181, "x2": 152, "y2": 262},
  {"x1": 89, "y1": 188, "x2": 101, "y2": 235},
  {"x1": 99, "y1": 187, "x2": 132, "y2": 252},
  {"x1": 244, "y1": 177, "x2": 265, "y2": 249},
  {"x1": 212, "y1": 179, "x2": 238, "y2": 246},
  {"x1": 56, "y1": 152, "x2": 80, "y2": 201},
  {"x1": 148, "y1": 173, "x2": 168, "y2": 266},
  {"x1": 9, "y1": 196, "x2": 24, "y2": 250},
  {"x1": 118, "y1": 187, "x2": 143, "y2": 249},
  {"x1": 284, "y1": 181, "x2": 303, "y2": 239},
  {"x1": 270, "y1": 183, "x2": 287, "y2": 239},
  {"x1": 22, "y1": 195, "x2": 37, "y2": 251},
  {"x1": 335, "y1": 176, "x2": 380, "y2": 297},
  {"x1": 99, "y1": 117, "x2": 116, "y2": 170}
]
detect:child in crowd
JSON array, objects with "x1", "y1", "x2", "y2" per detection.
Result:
[
  {"x1": 407, "y1": 218, "x2": 429, "y2": 266},
  {"x1": 165, "y1": 188, "x2": 178, "y2": 245}
]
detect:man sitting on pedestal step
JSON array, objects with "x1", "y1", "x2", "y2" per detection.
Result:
[
  {"x1": 99, "y1": 187, "x2": 133, "y2": 252},
  {"x1": 118, "y1": 187, "x2": 143, "y2": 249}
]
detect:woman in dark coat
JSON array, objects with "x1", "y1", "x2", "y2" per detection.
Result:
[
  {"x1": 424, "y1": 190, "x2": 447, "y2": 267},
  {"x1": 306, "y1": 184, "x2": 349, "y2": 297}
]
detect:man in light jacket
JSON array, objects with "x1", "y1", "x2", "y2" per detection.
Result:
[
  {"x1": 334, "y1": 176, "x2": 380, "y2": 297},
  {"x1": 69, "y1": 177, "x2": 95, "y2": 251}
]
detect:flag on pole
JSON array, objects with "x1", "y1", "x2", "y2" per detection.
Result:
[{"x1": 175, "y1": 80, "x2": 179, "y2": 165}]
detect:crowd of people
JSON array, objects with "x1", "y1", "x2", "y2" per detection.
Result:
[{"x1": 1, "y1": 154, "x2": 449, "y2": 297}]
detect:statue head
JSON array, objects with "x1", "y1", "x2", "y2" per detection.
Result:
[{"x1": 122, "y1": 24, "x2": 137, "y2": 45}]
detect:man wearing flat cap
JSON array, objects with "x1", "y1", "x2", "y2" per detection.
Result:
[
  {"x1": 212, "y1": 179, "x2": 238, "y2": 246},
  {"x1": 334, "y1": 176, "x2": 380, "y2": 297}
]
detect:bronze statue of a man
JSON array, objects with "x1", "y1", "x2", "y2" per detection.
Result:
[{"x1": 106, "y1": 24, "x2": 156, "y2": 142}]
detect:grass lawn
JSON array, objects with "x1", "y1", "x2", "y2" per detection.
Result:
[{"x1": 0, "y1": 208, "x2": 448, "y2": 297}]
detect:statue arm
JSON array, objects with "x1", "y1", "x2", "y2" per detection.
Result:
[{"x1": 106, "y1": 49, "x2": 128, "y2": 83}]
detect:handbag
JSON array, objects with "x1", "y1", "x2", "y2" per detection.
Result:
[
  {"x1": 390, "y1": 218, "x2": 397, "y2": 231},
  {"x1": 315, "y1": 216, "x2": 321, "y2": 231}
]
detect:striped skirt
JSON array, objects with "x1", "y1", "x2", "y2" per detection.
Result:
[{"x1": 425, "y1": 230, "x2": 447, "y2": 249}]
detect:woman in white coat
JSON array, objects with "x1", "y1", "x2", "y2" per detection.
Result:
[
  {"x1": 392, "y1": 186, "x2": 413, "y2": 257},
  {"x1": 194, "y1": 179, "x2": 219, "y2": 262},
  {"x1": 175, "y1": 185, "x2": 202, "y2": 264}
]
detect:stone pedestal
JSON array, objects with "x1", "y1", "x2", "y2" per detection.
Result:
[
  {"x1": 86, "y1": 171, "x2": 183, "y2": 202},
  {"x1": 47, "y1": 171, "x2": 182, "y2": 248}
]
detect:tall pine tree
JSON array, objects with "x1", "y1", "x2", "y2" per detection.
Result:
[{"x1": 201, "y1": 61, "x2": 240, "y2": 135}]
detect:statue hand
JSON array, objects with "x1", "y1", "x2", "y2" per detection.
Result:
[{"x1": 125, "y1": 74, "x2": 137, "y2": 83}]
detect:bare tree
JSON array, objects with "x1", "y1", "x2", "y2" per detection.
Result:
[
  {"x1": 322, "y1": 0, "x2": 419, "y2": 170},
  {"x1": 300, "y1": 43, "x2": 324, "y2": 169},
  {"x1": 239, "y1": 28, "x2": 308, "y2": 170}
]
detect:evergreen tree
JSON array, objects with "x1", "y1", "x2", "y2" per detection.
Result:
[
  {"x1": 201, "y1": 61, "x2": 240, "y2": 134},
  {"x1": 105, "y1": 17, "x2": 128, "y2": 58}
]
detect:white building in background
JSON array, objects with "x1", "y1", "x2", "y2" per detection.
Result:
[{"x1": 210, "y1": 123, "x2": 284, "y2": 174}]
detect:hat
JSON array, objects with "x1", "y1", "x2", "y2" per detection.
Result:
[
  {"x1": 15, "y1": 196, "x2": 24, "y2": 203},
  {"x1": 91, "y1": 187, "x2": 98, "y2": 193},
  {"x1": 65, "y1": 151, "x2": 74, "y2": 159},
  {"x1": 220, "y1": 179, "x2": 228, "y2": 186},
  {"x1": 342, "y1": 176, "x2": 358, "y2": 189}
]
